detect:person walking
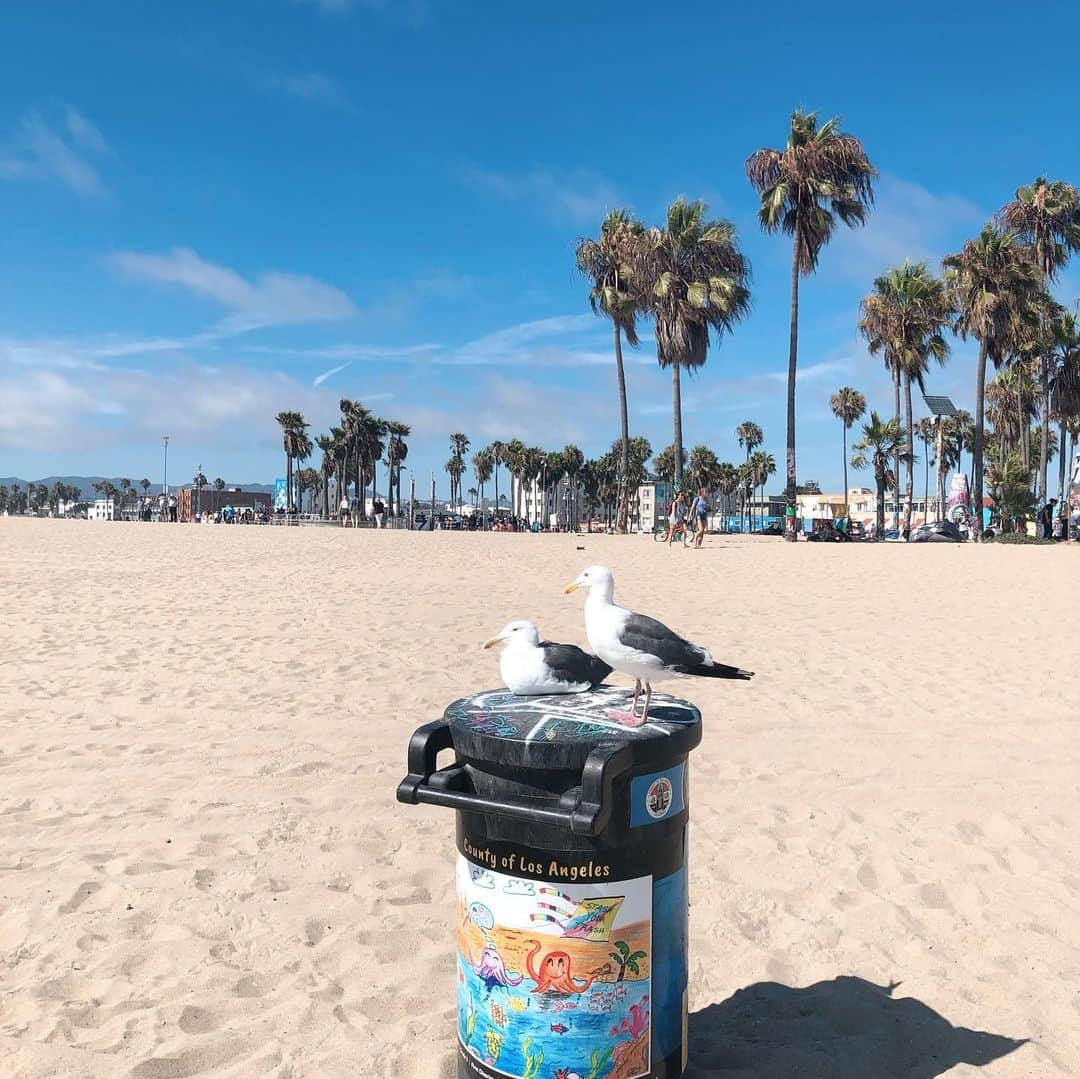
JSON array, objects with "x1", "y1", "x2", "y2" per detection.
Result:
[
  {"x1": 373, "y1": 496, "x2": 386, "y2": 529},
  {"x1": 1039, "y1": 499, "x2": 1057, "y2": 539},
  {"x1": 689, "y1": 487, "x2": 711, "y2": 549},
  {"x1": 339, "y1": 492, "x2": 350, "y2": 527},
  {"x1": 666, "y1": 489, "x2": 688, "y2": 547}
]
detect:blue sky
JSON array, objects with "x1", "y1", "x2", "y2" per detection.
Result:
[{"x1": 2, "y1": 0, "x2": 1078, "y2": 493}]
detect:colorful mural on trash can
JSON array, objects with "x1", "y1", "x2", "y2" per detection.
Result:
[{"x1": 456, "y1": 858, "x2": 656, "y2": 1079}]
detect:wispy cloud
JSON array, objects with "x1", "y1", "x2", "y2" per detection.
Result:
[
  {"x1": 0, "y1": 107, "x2": 110, "y2": 197},
  {"x1": 829, "y1": 174, "x2": 986, "y2": 278},
  {"x1": 244, "y1": 342, "x2": 441, "y2": 361},
  {"x1": 438, "y1": 314, "x2": 631, "y2": 368},
  {"x1": 459, "y1": 164, "x2": 622, "y2": 225},
  {"x1": 257, "y1": 70, "x2": 353, "y2": 111},
  {"x1": 106, "y1": 247, "x2": 358, "y2": 331},
  {"x1": 296, "y1": 0, "x2": 430, "y2": 24},
  {"x1": 313, "y1": 361, "x2": 351, "y2": 385}
]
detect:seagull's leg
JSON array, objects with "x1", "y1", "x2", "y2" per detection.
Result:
[
  {"x1": 609, "y1": 679, "x2": 643, "y2": 725},
  {"x1": 615, "y1": 680, "x2": 648, "y2": 728},
  {"x1": 639, "y1": 683, "x2": 654, "y2": 725}
]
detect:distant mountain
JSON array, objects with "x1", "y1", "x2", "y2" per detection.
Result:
[{"x1": 0, "y1": 476, "x2": 274, "y2": 499}]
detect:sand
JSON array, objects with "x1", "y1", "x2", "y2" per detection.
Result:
[{"x1": 0, "y1": 518, "x2": 1076, "y2": 1078}]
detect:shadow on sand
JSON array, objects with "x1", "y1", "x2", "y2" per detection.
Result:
[{"x1": 685, "y1": 976, "x2": 1027, "y2": 1078}]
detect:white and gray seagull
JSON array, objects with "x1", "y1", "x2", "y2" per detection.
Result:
[
  {"x1": 564, "y1": 565, "x2": 753, "y2": 726},
  {"x1": 482, "y1": 620, "x2": 612, "y2": 695}
]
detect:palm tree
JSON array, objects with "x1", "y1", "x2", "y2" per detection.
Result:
[
  {"x1": 487, "y1": 440, "x2": 505, "y2": 523},
  {"x1": 986, "y1": 454, "x2": 1037, "y2": 533},
  {"x1": 715, "y1": 461, "x2": 740, "y2": 520},
  {"x1": 829, "y1": 388, "x2": 867, "y2": 516},
  {"x1": 472, "y1": 449, "x2": 494, "y2": 524},
  {"x1": 634, "y1": 198, "x2": 751, "y2": 490},
  {"x1": 852, "y1": 412, "x2": 907, "y2": 538},
  {"x1": 687, "y1": 444, "x2": 720, "y2": 496},
  {"x1": 213, "y1": 477, "x2": 225, "y2": 491},
  {"x1": 449, "y1": 433, "x2": 470, "y2": 513},
  {"x1": 1049, "y1": 311, "x2": 1080, "y2": 504},
  {"x1": 445, "y1": 456, "x2": 465, "y2": 513},
  {"x1": 748, "y1": 450, "x2": 777, "y2": 531},
  {"x1": 503, "y1": 439, "x2": 527, "y2": 519},
  {"x1": 561, "y1": 443, "x2": 585, "y2": 531},
  {"x1": 944, "y1": 225, "x2": 1042, "y2": 540},
  {"x1": 736, "y1": 421, "x2": 763, "y2": 532},
  {"x1": 999, "y1": 178, "x2": 1080, "y2": 502},
  {"x1": 747, "y1": 109, "x2": 875, "y2": 539},
  {"x1": 913, "y1": 416, "x2": 936, "y2": 518},
  {"x1": 576, "y1": 210, "x2": 645, "y2": 532},
  {"x1": 384, "y1": 420, "x2": 411, "y2": 516},
  {"x1": 192, "y1": 471, "x2": 208, "y2": 517},
  {"x1": 652, "y1": 444, "x2": 685, "y2": 484},
  {"x1": 859, "y1": 261, "x2": 954, "y2": 534},
  {"x1": 275, "y1": 410, "x2": 309, "y2": 512},
  {"x1": 139, "y1": 478, "x2": 151, "y2": 495}
]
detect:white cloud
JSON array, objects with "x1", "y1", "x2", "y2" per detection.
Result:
[
  {"x1": 459, "y1": 164, "x2": 622, "y2": 225},
  {"x1": 0, "y1": 108, "x2": 109, "y2": 197},
  {"x1": 257, "y1": 70, "x2": 352, "y2": 110},
  {"x1": 313, "y1": 361, "x2": 350, "y2": 386},
  {"x1": 106, "y1": 247, "x2": 358, "y2": 331},
  {"x1": 829, "y1": 174, "x2": 986, "y2": 278}
]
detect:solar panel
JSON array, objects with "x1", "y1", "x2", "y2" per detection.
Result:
[{"x1": 923, "y1": 395, "x2": 958, "y2": 417}]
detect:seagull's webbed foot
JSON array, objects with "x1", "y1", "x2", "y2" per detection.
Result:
[{"x1": 609, "y1": 680, "x2": 648, "y2": 727}]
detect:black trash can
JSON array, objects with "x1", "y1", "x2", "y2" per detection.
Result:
[{"x1": 397, "y1": 685, "x2": 702, "y2": 1079}]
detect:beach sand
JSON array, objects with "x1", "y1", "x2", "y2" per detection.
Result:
[{"x1": 0, "y1": 518, "x2": 1076, "y2": 1078}]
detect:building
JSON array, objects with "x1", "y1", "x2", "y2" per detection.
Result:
[
  {"x1": 177, "y1": 487, "x2": 271, "y2": 522},
  {"x1": 636, "y1": 481, "x2": 673, "y2": 533},
  {"x1": 88, "y1": 499, "x2": 116, "y2": 521},
  {"x1": 509, "y1": 475, "x2": 584, "y2": 529}
]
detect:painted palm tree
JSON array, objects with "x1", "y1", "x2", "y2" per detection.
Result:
[
  {"x1": 851, "y1": 412, "x2": 907, "y2": 538},
  {"x1": 747, "y1": 109, "x2": 875, "y2": 539},
  {"x1": 608, "y1": 940, "x2": 647, "y2": 983},
  {"x1": 735, "y1": 421, "x2": 763, "y2": 531},
  {"x1": 576, "y1": 210, "x2": 645, "y2": 532},
  {"x1": 829, "y1": 387, "x2": 866, "y2": 517},
  {"x1": 275, "y1": 410, "x2": 309, "y2": 511},
  {"x1": 859, "y1": 261, "x2": 954, "y2": 534},
  {"x1": 999, "y1": 178, "x2": 1080, "y2": 501},
  {"x1": 944, "y1": 226, "x2": 1041, "y2": 540},
  {"x1": 634, "y1": 198, "x2": 751, "y2": 490}
]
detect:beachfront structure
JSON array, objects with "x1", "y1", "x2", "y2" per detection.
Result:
[
  {"x1": 88, "y1": 499, "x2": 116, "y2": 521},
  {"x1": 509, "y1": 475, "x2": 584, "y2": 528},
  {"x1": 177, "y1": 487, "x2": 271, "y2": 522},
  {"x1": 636, "y1": 481, "x2": 674, "y2": 533}
]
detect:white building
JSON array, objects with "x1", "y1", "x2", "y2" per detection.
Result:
[
  {"x1": 636, "y1": 481, "x2": 673, "y2": 533},
  {"x1": 88, "y1": 499, "x2": 116, "y2": 521},
  {"x1": 509, "y1": 475, "x2": 584, "y2": 528}
]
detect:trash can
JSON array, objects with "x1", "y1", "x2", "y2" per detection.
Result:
[{"x1": 397, "y1": 685, "x2": 701, "y2": 1079}]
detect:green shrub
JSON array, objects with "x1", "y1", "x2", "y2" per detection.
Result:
[{"x1": 988, "y1": 532, "x2": 1054, "y2": 545}]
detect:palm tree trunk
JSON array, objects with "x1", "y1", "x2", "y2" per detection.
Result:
[
  {"x1": 671, "y1": 362, "x2": 684, "y2": 491},
  {"x1": 841, "y1": 423, "x2": 849, "y2": 521},
  {"x1": 614, "y1": 322, "x2": 631, "y2": 534},
  {"x1": 285, "y1": 454, "x2": 292, "y2": 512},
  {"x1": 973, "y1": 343, "x2": 988, "y2": 541},
  {"x1": 902, "y1": 372, "x2": 914, "y2": 536},
  {"x1": 892, "y1": 365, "x2": 901, "y2": 530},
  {"x1": 784, "y1": 238, "x2": 799, "y2": 542},
  {"x1": 1058, "y1": 418, "x2": 1068, "y2": 505},
  {"x1": 876, "y1": 468, "x2": 886, "y2": 538},
  {"x1": 1038, "y1": 360, "x2": 1050, "y2": 503},
  {"x1": 493, "y1": 459, "x2": 500, "y2": 525}
]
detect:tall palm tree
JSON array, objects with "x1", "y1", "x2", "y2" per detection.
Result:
[
  {"x1": 652, "y1": 444, "x2": 685, "y2": 484},
  {"x1": 561, "y1": 444, "x2": 585, "y2": 531},
  {"x1": 999, "y1": 178, "x2": 1080, "y2": 501},
  {"x1": 503, "y1": 439, "x2": 526, "y2": 519},
  {"x1": 715, "y1": 461, "x2": 739, "y2": 520},
  {"x1": 1049, "y1": 311, "x2": 1080, "y2": 504},
  {"x1": 913, "y1": 416, "x2": 936, "y2": 518},
  {"x1": 275, "y1": 410, "x2": 308, "y2": 511},
  {"x1": 829, "y1": 387, "x2": 867, "y2": 516},
  {"x1": 634, "y1": 198, "x2": 751, "y2": 490},
  {"x1": 859, "y1": 261, "x2": 954, "y2": 534},
  {"x1": 735, "y1": 420, "x2": 763, "y2": 531},
  {"x1": 852, "y1": 412, "x2": 907, "y2": 538},
  {"x1": 487, "y1": 440, "x2": 505, "y2": 524},
  {"x1": 384, "y1": 420, "x2": 411, "y2": 516},
  {"x1": 944, "y1": 225, "x2": 1042, "y2": 540},
  {"x1": 449, "y1": 433, "x2": 470, "y2": 513},
  {"x1": 747, "y1": 109, "x2": 875, "y2": 539},
  {"x1": 687, "y1": 445, "x2": 720, "y2": 495},
  {"x1": 576, "y1": 210, "x2": 645, "y2": 532},
  {"x1": 472, "y1": 449, "x2": 494, "y2": 524},
  {"x1": 748, "y1": 450, "x2": 777, "y2": 531},
  {"x1": 139, "y1": 478, "x2": 151, "y2": 495}
]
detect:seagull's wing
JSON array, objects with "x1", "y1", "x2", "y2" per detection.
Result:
[
  {"x1": 539, "y1": 642, "x2": 612, "y2": 687},
  {"x1": 618, "y1": 613, "x2": 753, "y2": 680}
]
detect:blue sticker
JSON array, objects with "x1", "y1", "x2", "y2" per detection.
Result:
[{"x1": 630, "y1": 764, "x2": 686, "y2": 827}]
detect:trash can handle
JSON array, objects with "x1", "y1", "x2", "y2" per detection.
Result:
[{"x1": 395, "y1": 720, "x2": 634, "y2": 837}]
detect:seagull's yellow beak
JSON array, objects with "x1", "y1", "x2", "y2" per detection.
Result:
[
  {"x1": 563, "y1": 581, "x2": 580, "y2": 594},
  {"x1": 482, "y1": 636, "x2": 502, "y2": 650}
]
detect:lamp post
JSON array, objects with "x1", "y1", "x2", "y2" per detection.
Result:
[{"x1": 162, "y1": 435, "x2": 169, "y2": 522}]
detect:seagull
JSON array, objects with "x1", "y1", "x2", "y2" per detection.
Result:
[
  {"x1": 482, "y1": 620, "x2": 612, "y2": 695},
  {"x1": 564, "y1": 565, "x2": 753, "y2": 726}
]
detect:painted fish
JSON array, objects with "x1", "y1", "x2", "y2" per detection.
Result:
[{"x1": 550, "y1": 1022, "x2": 570, "y2": 1035}]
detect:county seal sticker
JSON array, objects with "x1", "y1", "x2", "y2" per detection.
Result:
[
  {"x1": 629, "y1": 764, "x2": 686, "y2": 828},
  {"x1": 456, "y1": 856, "x2": 652, "y2": 1079}
]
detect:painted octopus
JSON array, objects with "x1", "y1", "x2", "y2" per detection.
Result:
[
  {"x1": 469, "y1": 944, "x2": 524, "y2": 992},
  {"x1": 524, "y1": 940, "x2": 607, "y2": 995}
]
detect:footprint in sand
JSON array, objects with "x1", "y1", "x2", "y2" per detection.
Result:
[
  {"x1": 857, "y1": 861, "x2": 879, "y2": 890},
  {"x1": 920, "y1": 882, "x2": 950, "y2": 909},
  {"x1": 178, "y1": 1005, "x2": 216, "y2": 1035},
  {"x1": 305, "y1": 918, "x2": 331, "y2": 947},
  {"x1": 194, "y1": 869, "x2": 215, "y2": 891},
  {"x1": 59, "y1": 881, "x2": 101, "y2": 914}
]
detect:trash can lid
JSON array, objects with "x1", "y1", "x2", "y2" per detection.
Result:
[{"x1": 445, "y1": 686, "x2": 701, "y2": 773}]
